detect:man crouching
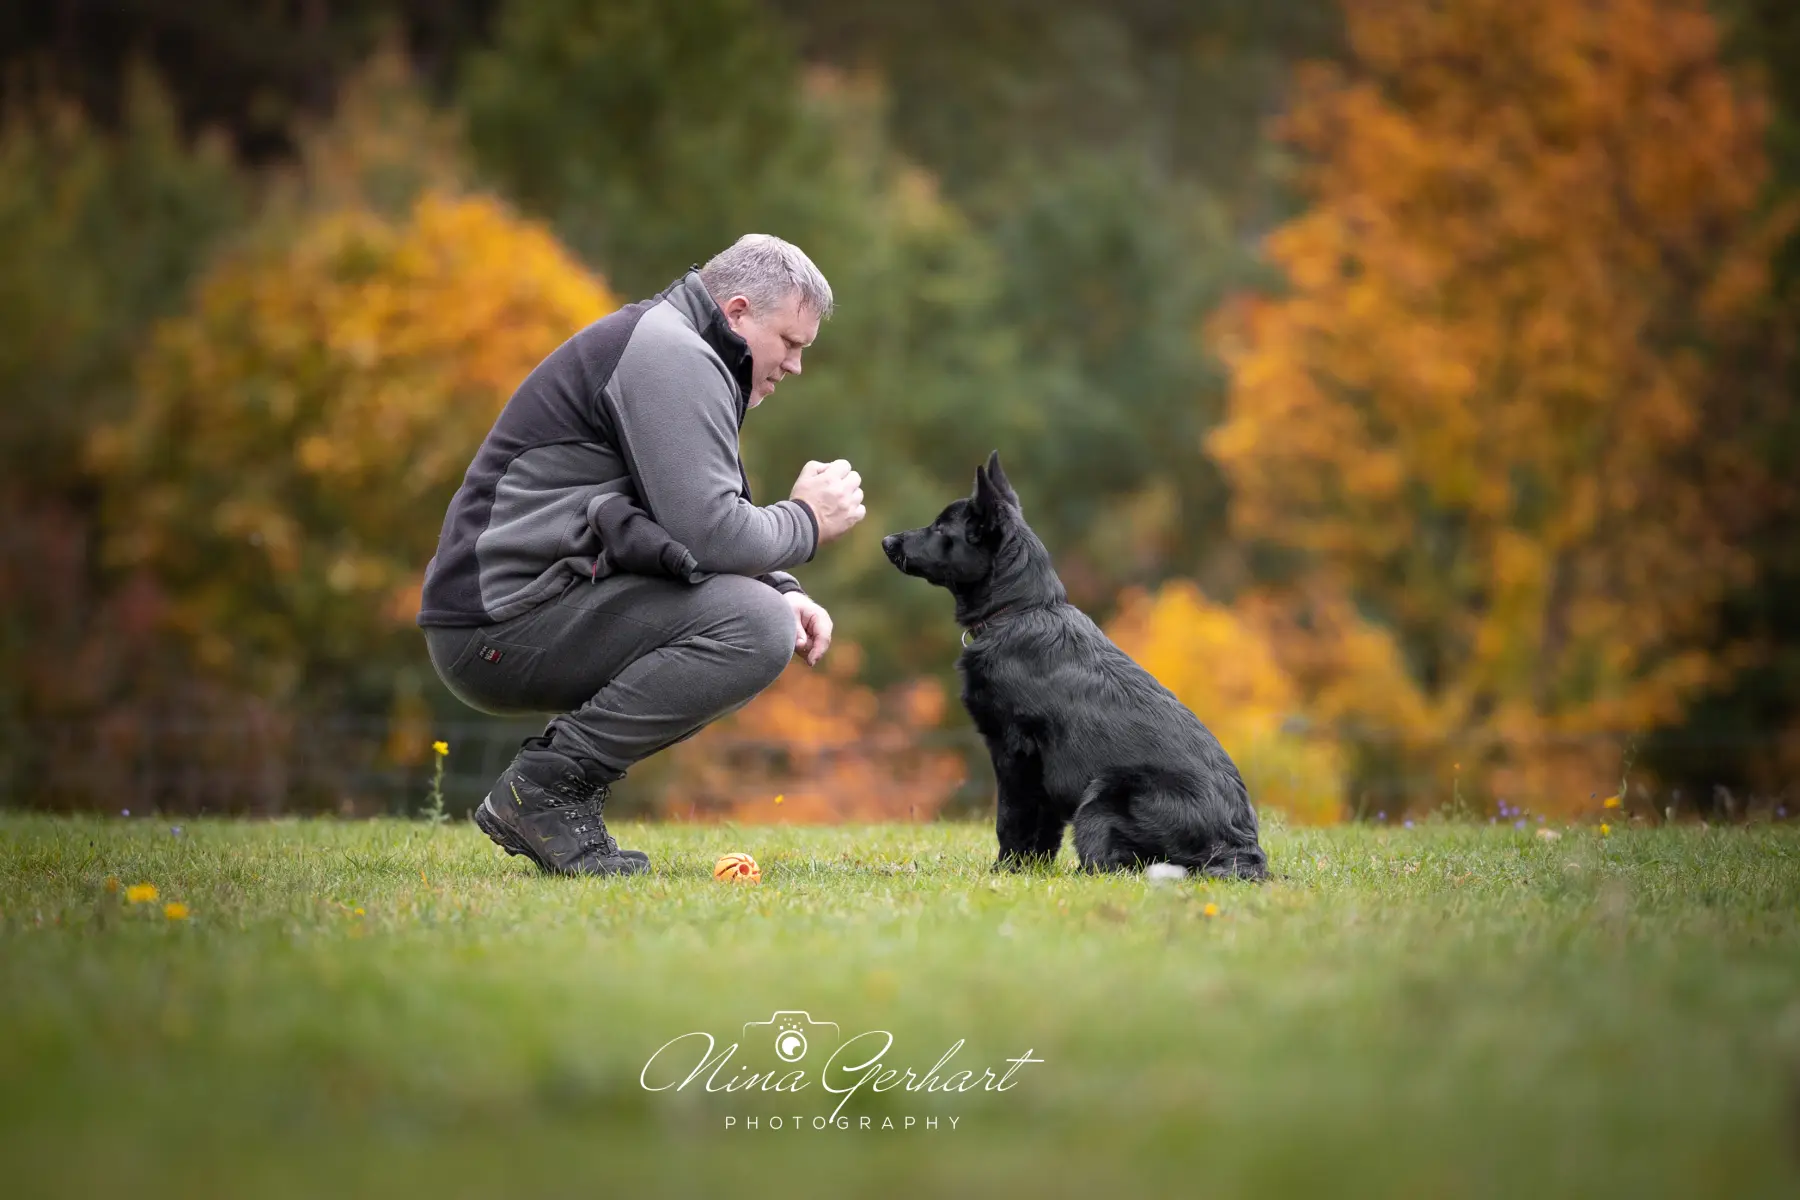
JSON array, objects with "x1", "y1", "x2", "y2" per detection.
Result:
[{"x1": 417, "y1": 235, "x2": 865, "y2": 875}]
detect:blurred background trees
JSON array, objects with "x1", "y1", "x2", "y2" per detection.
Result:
[
  {"x1": 1209, "y1": 0, "x2": 1791, "y2": 812},
  {"x1": 1, "y1": 0, "x2": 1795, "y2": 822}
]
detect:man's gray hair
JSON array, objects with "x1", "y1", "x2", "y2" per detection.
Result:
[{"x1": 699, "y1": 234, "x2": 834, "y2": 319}]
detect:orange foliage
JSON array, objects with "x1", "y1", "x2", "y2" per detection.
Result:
[
  {"x1": 661, "y1": 645, "x2": 966, "y2": 823},
  {"x1": 92, "y1": 191, "x2": 616, "y2": 709},
  {"x1": 1208, "y1": 0, "x2": 1782, "y2": 810},
  {"x1": 1108, "y1": 582, "x2": 1346, "y2": 824}
]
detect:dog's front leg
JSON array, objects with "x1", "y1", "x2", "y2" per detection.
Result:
[
  {"x1": 993, "y1": 759, "x2": 1054, "y2": 871},
  {"x1": 994, "y1": 791, "x2": 1037, "y2": 871},
  {"x1": 1026, "y1": 801, "x2": 1068, "y2": 862}
]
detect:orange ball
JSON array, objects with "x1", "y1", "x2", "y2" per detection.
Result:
[{"x1": 713, "y1": 852, "x2": 761, "y2": 883}]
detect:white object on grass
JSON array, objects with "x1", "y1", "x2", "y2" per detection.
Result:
[{"x1": 1145, "y1": 863, "x2": 1190, "y2": 883}]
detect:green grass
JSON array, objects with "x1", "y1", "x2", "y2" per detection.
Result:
[{"x1": 2, "y1": 815, "x2": 1798, "y2": 1199}]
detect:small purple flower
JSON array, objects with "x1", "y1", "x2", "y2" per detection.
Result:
[
  {"x1": 1488, "y1": 817, "x2": 1497, "y2": 825},
  {"x1": 1536, "y1": 814, "x2": 1546, "y2": 824},
  {"x1": 170, "y1": 826, "x2": 183, "y2": 837},
  {"x1": 120, "y1": 809, "x2": 130, "y2": 817},
  {"x1": 1403, "y1": 820, "x2": 1414, "y2": 829},
  {"x1": 1377, "y1": 811, "x2": 1386, "y2": 821},
  {"x1": 1514, "y1": 819, "x2": 1526, "y2": 830},
  {"x1": 1778, "y1": 806, "x2": 1788, "y2": 819}
]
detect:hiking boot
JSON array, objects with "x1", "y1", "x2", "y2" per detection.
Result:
[{"x1": 474, "y1": 743, "x2": 649, "y2": 876}]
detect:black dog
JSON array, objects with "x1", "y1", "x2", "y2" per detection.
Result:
[{"x1": 882, "y1": 452, "x2": 1268, "y2": 878}]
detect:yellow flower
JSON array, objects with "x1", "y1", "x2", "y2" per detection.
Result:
[
  {"x1": 126, "y1": 883, "x2": 158, "y2": 904},
  {"x1": 773, "y1": 794, "x2": 784, "y2": 806},
  {"x1": 1600, "y1": 823, "x2": 1611, "y2": 835},
  {"x1": 1203, "y1": 902, "x2": 1220, "y2": 917},
  {"x1": 1602, "y1": 795, "x2": 1622, "y2": 809},
  {"x1": 162, "y1": 902, "x2": 190, "y2": 921},
  {"x1": 354, "y1": 907, "x2": 365, "y2": 916},
  {"x1": 432, "y1": 740, "x2": 449, "y2": 757},
  {"x1": 104, "y1": 876, "x2": 120, "y2": 893}
]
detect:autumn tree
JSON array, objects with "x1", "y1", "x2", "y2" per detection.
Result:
[
  {"x1": 94, "y1": 191, "x2": 612, "y2": 723},
  {"x1": 1208, "y1": 0, "x2": 1785, "y2": 812},
  {"x1": 1107, "y1": 582, "x2": 1345, "y2": 824},
  {"x1": 87, "y1": 61, "x2": 616, "y2": 806},
  {"x1": 660, "y1": 647, "x2": 968, "y2": 823}
]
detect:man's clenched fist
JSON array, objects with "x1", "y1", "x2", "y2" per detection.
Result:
[
  {"x1": 790, "y1": 458, "x2": 865, "y2": 544},
  {"x1": 785, "y1": 592, "x2": 834, "y2": 667}
]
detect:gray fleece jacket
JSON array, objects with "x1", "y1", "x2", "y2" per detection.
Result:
[{"x1": 417, "y1": 271, "x2": 817, "y2": 627}]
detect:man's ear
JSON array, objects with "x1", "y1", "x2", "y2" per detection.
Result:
[{"x1": 985, "y1": 450, "x2": 1019, "y2": 508}]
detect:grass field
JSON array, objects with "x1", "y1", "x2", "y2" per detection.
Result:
[{"x1": 2, "y1": 814, "x2": 1798, "y2": 1199}]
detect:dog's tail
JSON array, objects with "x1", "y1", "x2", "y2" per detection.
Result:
[{"x1": 1074, "y1": 765, "x2": 1269, "y2": 881}]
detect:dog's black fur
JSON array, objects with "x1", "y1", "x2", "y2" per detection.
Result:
[{"x1": 882, "y1": 453, "x2": 1268, "y2": 878}]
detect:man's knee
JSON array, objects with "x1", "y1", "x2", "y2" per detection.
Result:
[{"x1": 724, "y1": 579, "x2": 797, "y2": 692}]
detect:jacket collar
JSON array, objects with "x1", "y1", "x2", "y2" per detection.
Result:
[{"x1": 663, "y1": 269, "x2": 754, "y2": 426}]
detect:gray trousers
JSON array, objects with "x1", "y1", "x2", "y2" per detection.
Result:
[{"x1": 424, "y1": 573, "x2": 796, "y2": 778}]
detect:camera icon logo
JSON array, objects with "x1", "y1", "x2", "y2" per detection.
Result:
[{"x1": 742, "y1": 1011, "x2": 838, "y2": 1064}]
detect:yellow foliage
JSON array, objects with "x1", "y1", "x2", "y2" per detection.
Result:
[
  {"x1": 1108, "y1": 582, "x2": 1345, "y2": 824},
  {"x1": 92, "y1": 191, "x2": 615, "y2": 699},
  {"x1": 1208, "y1": 0, "x2": 1778, "y2": 811}
]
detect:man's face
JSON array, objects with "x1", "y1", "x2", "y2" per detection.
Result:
[{"x1": 721, "y1": 292, "x2": 820, "y2": 407}]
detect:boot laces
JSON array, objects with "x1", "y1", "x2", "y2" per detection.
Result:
[{"x1": 552, "y1": 772, "x2": 618, "y2": 857}]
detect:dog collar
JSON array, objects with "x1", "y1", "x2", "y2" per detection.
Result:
[{"x1": 960, "y1": 605, "x2": 1015, "y2": 648}]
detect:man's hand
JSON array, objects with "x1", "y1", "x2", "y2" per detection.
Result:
[
  {"x1": 785, "y1": 592, "x2": 834, "y2": 667},
  {"x1": 790, "y1": 459, "x2": 865, "y2": 544}
]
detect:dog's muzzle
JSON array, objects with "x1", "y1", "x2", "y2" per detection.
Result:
[{"x1": 881, "y1": 534, "x2": 906, "y2": 570}]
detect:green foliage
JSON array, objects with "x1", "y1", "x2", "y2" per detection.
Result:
[
  {"x1": 0, "y1": 67, "x2": 245, "y2": 488},
  {"x1": 774, "y1": 0, "x2": 1340, "y2": 219},
  {"x1": 465, "y1": 5, "x2": 1031, "y2": 680},
  {"x1": 459, "y1": 0, "x2": 1267, "y2": 682},
  {"x1": 0, "y1": 68, "x2": 248, "y2": 804},
  {"x1": 463, "y1": 0, "x2": 821, "y2": 297},
  {"x1": 727, "y1": 81, "x2": 1048, "y2": 682},
  {"x1": 980, "y1": 153, "x2": 1248, "y2": 591}
]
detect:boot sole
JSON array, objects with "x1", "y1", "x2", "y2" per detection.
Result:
[
  {"x1": 475, "y1": 796, "x2": 651, "y2": 875},
  {"x1": 475, "y1": 797, "x2": 551, "y2": 872}
]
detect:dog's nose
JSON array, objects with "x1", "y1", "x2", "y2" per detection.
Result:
[{"x1": 881, "y1": 534, "x2": 902, "y2": 564}]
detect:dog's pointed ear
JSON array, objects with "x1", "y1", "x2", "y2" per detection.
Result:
[
  {"x1": 984, "y1": 450, "x2": 1019, "y2": 508},
  {"x1": 973, "y1": 458, "x2": 1011, "y2": 523},
  {"x1": 969, "y1": 465, "x2": 991, "y2": 518}
]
